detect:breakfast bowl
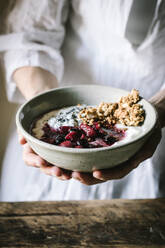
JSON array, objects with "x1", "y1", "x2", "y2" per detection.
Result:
[{"x1": 16, "y1": 85, "x2": 157, "y2": 172}]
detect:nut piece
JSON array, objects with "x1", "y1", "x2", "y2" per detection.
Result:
[{"x1": 78, "y1": 89, "x2": 144, "y2": 126}]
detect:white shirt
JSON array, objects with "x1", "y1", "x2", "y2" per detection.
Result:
[{"x1": 0, "y1": 0, "x2": 165, "y2": 201}]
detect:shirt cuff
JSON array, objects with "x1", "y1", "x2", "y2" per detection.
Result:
[{"x1": 3, "y1": 49, "x2": 64, "y2": 103}]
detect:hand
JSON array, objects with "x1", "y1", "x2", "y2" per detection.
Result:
[
  {"x1": 71, "y1": 122, "x2": 161, "y2": 185},
  {"x1": 18, "y1": 132, "x2": 72, "y2": 180}
]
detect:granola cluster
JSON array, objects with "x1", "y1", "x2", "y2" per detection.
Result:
[{"x1": 78, "y1": 89, "x2": 145, "y2": 126}]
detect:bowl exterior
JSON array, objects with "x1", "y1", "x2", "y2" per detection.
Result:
[{"x1": 27, "y1": 132, "x2": 150, "y2": 172}]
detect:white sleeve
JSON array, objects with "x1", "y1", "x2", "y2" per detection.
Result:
[{"x1": 0, "y1": 0, "x2": 68, "y2": 102}]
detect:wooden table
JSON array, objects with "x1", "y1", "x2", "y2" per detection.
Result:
[{"x1": 0, "y1": 199, "x2": 165, "y2": 247}]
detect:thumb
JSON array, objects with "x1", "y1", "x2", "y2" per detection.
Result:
[{"x1": 17, "y1": 129, "x2": 27, "y2": 145}]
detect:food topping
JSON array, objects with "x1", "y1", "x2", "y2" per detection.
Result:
[
  {"x1": 31, "y1": 89, "x2": 145, "y2": 148},
  {"x1": 78, "y1": 89, "x2": 144, "y2": 126},
  {"x1": 38, "y1": 123, "x2": 125, "y2": 148}
]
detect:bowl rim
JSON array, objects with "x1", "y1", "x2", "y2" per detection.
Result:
[{"x1": 16, "y1": 84, "x2": 158, "y2": 154}]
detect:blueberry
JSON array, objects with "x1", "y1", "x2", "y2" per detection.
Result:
[
  {"x1": 104, "y1": 135, "x2": 117, "y2": 145},
  {"x1": 78, "y1": 139, "x2": 89, "y2": 148},
  {"x1": 54, "y1": 134, "x2": 65, "y2": 145}
]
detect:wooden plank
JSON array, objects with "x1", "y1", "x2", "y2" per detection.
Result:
[{"x1": 0, "y1": 199, "x2": 165, "y2": 247}]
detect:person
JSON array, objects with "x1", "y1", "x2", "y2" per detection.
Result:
[{"x1": 0, "y1": 0, "x2": 165, "y2": 201}]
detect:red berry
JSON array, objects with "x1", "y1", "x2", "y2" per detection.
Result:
[
  {"x1": 80, "y1": 124, "x2": 96, "y2": 137},
  {"x1": 59, "y1": 140, "x2": 73, "y2": 147},
  {"x1": 75, "y1": 145, "x2": 83, "y2": 148},
  {"x1": 80, "y1": 133, "x2": 85, "y2": 139},
  {"x1": 65, "y1": 131, "x2": 78, "y2": 141},
  {"x1": 93, "y1": 122, "x2": 100, "y2": 130}
]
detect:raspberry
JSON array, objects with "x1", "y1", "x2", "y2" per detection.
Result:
[
  {"x1": 80, "y1": 133, "x2": 85, "y2": 139},
  {"x1": 59, "y1": 140, "x2": 73, "y2": 147},
  {"x1": 80, "y1": 124, "x2": 96, "y2": 137},
  {"x1": 65, "y1": 131, "x2": 79, "y2": 141}
]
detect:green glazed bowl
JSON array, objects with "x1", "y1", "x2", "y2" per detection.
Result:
[{"x1": 16, "y1": 85, "x2": 157, "y2": 172}]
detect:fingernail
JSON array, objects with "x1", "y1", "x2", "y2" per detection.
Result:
[
  {"x1": 72, "y1": 172, "x2": 80, "y2": 180},
  {"x1": 93, "y1": 172, "x2": 100, "y2": 178},
  {"x1": 93, "y1": 172, "x2": 104, "y2": 180},
  {"x1": 51, "y1": 168, "x2": 62, "y2": 177}
]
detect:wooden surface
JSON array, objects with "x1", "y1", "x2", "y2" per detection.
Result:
[{"x1": 0, "y1": 199, "x2": 165, "y2": 247}]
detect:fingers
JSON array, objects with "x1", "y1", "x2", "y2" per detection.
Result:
[
  {"x1": 41, "y1": 165, "x2": 72, "y2": 180},
  {"x1": 23, "y1": 143, "x2": 46, "y2": 167},
  {"x1": 23, "y1": 143, "x2": 72, "y2": 180},
  {"x1": 72, "y1": 171, "x2": 103, "y2": 185},
  {"x1": 93, "y1": 160, "x2": 135, "y2": 181}
]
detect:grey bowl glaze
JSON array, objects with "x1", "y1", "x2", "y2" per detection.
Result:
[{"x1": 16, "y1": 85, "x2": 157, "y2": 172}]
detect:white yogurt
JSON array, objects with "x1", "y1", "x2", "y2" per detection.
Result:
[
  {"x1": 48, "y1": 105, "x2": 85, "y2": 129},
  {"x1": 112, "y1": 123, "x2": 146, "y2": 147}
]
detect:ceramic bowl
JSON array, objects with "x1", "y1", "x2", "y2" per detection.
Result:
[{"x1": 16, "y1": 85, "x2": 157, "y2": 172}]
